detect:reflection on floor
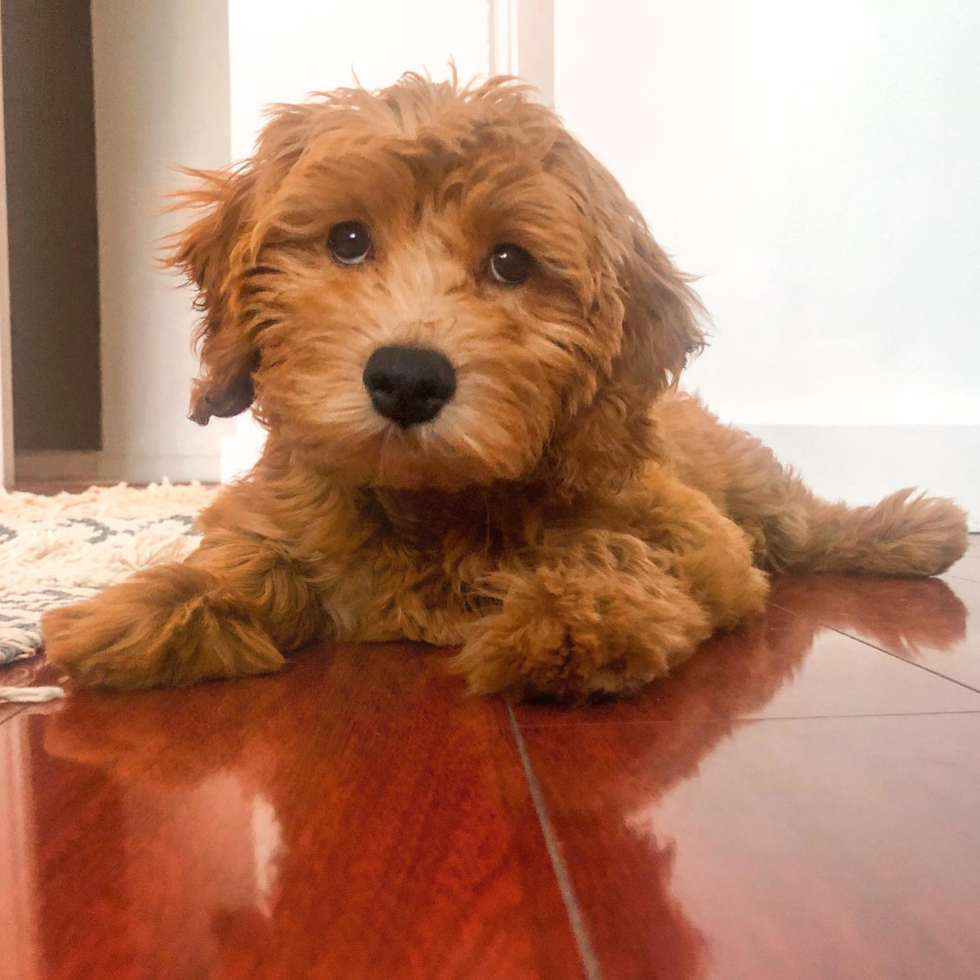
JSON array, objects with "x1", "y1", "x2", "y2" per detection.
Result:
[{"x1": 1, "y1": 538, "x2": 978, "y2": 980}]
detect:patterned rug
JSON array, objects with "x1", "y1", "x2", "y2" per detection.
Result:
[{"x1": 0, "y1": 482, "x2": 218, "y2": 700}]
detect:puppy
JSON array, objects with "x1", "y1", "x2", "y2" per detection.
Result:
[{"x1": 41, "y1": 74, "x2": 968, "y2": 701}]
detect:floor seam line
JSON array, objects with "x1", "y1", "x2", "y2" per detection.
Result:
[
  {"x1": 506, "y1": 703, "x2": 604, "y2": 980},
  {"x1": 0, "y1": 704, "x2": 29, "y2": 727},
  {"x1": 768, "y1": 600, "x2": 980, "y2": 697},
  {"x1": 515, "y1": 709, "x2": 980, "y2": 728}
]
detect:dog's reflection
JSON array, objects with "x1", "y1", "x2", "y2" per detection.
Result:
[
  {"x1": 769, "y1": 572, "x2": 968, "y2": 660},
  {"x1": 544, "y1": 573, "x2": 967, "y2": 977},
  {"x1": 40, "y1": 575, "x2": 967, "y2": 978}
]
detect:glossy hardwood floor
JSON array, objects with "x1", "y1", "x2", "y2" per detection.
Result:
[{"x1": 1, "y1": 539, "x2": 977, "y2": 980}]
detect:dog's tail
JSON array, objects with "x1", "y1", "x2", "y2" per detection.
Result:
[{"x1": 763, "y1": 486, "x2": 969, "y2": 575}]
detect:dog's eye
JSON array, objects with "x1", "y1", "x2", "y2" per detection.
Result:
[
  {"x1": 327, "y1": 221, "x2": 372, "y2": 265},
  {"x1": 489, "y1": 243, "x2": 532, "y2": 285}
]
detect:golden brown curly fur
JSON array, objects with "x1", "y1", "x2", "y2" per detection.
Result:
[{"x1": 41, "y1": 73, "x2": 968, "y2": 701}]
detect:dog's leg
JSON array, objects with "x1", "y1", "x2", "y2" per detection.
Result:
[
  {"x1": 453, "y1": 482, "x2": 769, "y2": 701},
  {"x1": 41, "y1": 529, "x2": 324, "y2": 690}
]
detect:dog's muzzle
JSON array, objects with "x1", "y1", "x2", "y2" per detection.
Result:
[{"x1": 363, "y1": 345, "x2": 457, "y2": 428}]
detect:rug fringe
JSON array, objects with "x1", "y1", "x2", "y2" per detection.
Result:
[{"x1": 0, "y1": 685, "x2": 66, "y2": 703}]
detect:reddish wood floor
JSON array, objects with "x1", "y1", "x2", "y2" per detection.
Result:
[{"x1": 1, "y1": 539, "x2": 978, "y2": 979}]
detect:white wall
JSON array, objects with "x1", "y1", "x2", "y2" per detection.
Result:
[
  {"x1": 222, "y1": 0, "x2": 490, "y2": 479},
  {"x1": 228, "y1": 0, "x2": 489, "y2": 160},
  {"x1": 554, "y1": 0, "x2": 979, "y2": 523},
  {"x1": 89, "y1": 0, "x2": 235, "y2": 482},
  {"x1": 82, "y1": 1, "x2": 977, "y2": 520}
]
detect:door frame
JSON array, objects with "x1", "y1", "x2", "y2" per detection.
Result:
[
  {"x1": 0, "y1": 12, "x2": 14, "y2": 488},
  {"x1": 489, "y1": 0, "x2": 554, "y2": 104}
]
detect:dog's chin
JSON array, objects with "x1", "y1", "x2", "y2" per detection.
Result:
[
  {"x1": 369, "y1": 433, "x2": 523, "y2": 492},
  {"x1": 309, "y1": 418, "x2": 537, "y2": 493},
  {"x1": 368, "y1": 464, "x2": 479, "y2": 493}
]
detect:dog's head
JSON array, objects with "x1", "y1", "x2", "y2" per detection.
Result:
[{"x1": 167, "y1": 74, "x2": 704, "y2": 492}]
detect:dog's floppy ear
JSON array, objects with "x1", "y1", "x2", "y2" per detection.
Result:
[
  {"x1": 165, "y1": 166, "x2": 260, "y2": 425},
  {"x1": 164, "y1": 104, "x2": 320, "y2": 425},
  {"x1": 612, "y1": 198, "x2": 706, "y2": 399},
  {"x1": 544, "y1": 139, "x2": 706, "y2": 495},
  {"x1": 557, "y1": 136, "x2": 706, "y2": 398}
]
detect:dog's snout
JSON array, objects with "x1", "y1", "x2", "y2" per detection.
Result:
[{"x1": 363, "y1": 345, "x2": 457, "y2": 428}]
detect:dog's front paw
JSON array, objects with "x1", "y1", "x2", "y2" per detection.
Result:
[
  {"x1": 41, "y1": 564, "x2": 285, "y2": 690},
  {"x1": 42, "y1": 598, "x2": 169, "y2": 689},
  {"x1": 452, "y1": 565, "x2": 712, "y2": 702}
]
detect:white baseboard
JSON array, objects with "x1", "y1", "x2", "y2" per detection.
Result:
[
  {"x1": 742, "y1": 425, "x2": 980, "y2": 532},
  {"x1": 15, "y1": 451, "x2": 222, "y2": 484}
]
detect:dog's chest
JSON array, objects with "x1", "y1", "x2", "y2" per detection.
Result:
[
  {"x1": 300, "y1": 484, "x2": 539, "y2": 645},
  {"x1": 317, "y1": 530, "x2": 493, "y2": 645}
]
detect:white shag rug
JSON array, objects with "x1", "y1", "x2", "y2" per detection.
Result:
[{"x1": 0, "y1": 482, "x2": 218, "y2": 698}]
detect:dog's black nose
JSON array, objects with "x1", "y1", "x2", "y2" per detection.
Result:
[{"x1": 363, "y1": 345, "x2": 457, "y2": 428}]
